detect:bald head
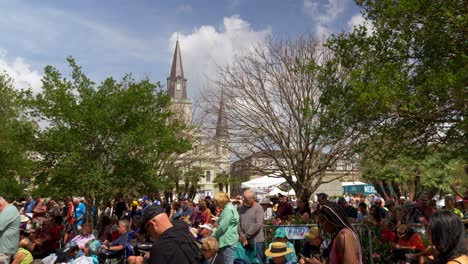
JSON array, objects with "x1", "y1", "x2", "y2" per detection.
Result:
[
  {"x1": 243, "y1": 189, "x2": 255, "y2": 207},
  {"x1": 243, "y1": 189, "x2": 254, "y2": 199},
  {"x1": 147, "y1": 212, "x2": 173, "y2": 240}
]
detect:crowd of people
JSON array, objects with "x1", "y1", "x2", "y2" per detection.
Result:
[{"x1": 0, "y1": 190, "x2": 467, "y2": 264}]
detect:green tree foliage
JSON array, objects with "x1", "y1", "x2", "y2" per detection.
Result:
[
  {"x1": 361, "y1": 151, "x2": 466, "y2": 200},
  {"x1": 28, "y1": 57, "x2": 191, "y2": 203},
  {"x1": 327, "y1": 0, "x2": 467, "y2": 160},
  {"x1": 0, "y1": 72, "x2": 36, "y2": 199}
]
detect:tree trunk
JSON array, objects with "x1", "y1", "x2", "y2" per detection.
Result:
[
  {"x1": 382, "y1": 181, "x2": 392, "y2": 199},
  {"x1": 371, "y1": 179, "x2": 387, "y2": 199},
  {"x1": 427, "y1": 186, "x2": 439, "y2": 201},
  {"x1": 391, "y1": 180, "x2": 401, "y2": 200}
]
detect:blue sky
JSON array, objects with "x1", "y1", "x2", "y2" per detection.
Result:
[{"x1": 0, "y1": 0, "x2": 365, "y2": 97}]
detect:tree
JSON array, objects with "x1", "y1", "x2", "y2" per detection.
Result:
[
  {"x1": 361, "y1": 151, "x2": 466, "y2": 200},
  {"x1": 0, "y1": 72, "x2": 36, "y2": 200},
  {"x1": 214, "y1": 35, "x2": 366, "y2": 199},
  {"x1": 28, "y1": 57, "x2": 191, "y2": 207},
  {"x1": 327, "y1": 0, "x2": 467, "y2": 160}
]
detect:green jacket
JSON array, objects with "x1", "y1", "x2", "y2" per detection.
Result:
[{"x1": 214, "y1": 202, "x2": 239, "y2": 248}]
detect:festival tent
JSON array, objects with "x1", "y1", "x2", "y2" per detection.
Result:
[
  {"x1": 342, "y1": 181, "x2": 377, "y2": 195},
  {"x1": 266, "y1": 187, "x2": 287, "y2": 196},
  {"x1": 241, "y1": 173, "x2": 297, "y2": 189}
]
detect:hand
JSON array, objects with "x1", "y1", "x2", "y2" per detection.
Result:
[{"x1": 310, "y1": 257, "x2": 322, "y2": 264}]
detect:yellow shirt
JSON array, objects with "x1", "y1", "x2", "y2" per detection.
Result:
[{"x1": 17, "y1": 248, "x2": 33, "y2": 264}]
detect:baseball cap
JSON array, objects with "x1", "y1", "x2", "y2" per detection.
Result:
[
  {"x1": 140, "y1": 204, "x2": 166, "y2": 234},
  {"x1": 274, "y1": 227, "x2": 287, "y2": 238},
  {"x1": 305, "y1": 227, "x2": 320, "y2": 240}
]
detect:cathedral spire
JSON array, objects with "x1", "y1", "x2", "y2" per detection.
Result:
[
  {"x1": 216, "y1": 92, "x2": 228, "y2": 138},
  {"x1": 167, "y1": 38, "x2": 187, "y2": 100}
]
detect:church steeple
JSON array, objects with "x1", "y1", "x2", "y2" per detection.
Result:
[
  {"x1": 167, "y1": 38, "x2": 187, "y2": 100},
  {"x1": 216, "y1": 92, "x2": 228, "y2": 138}
]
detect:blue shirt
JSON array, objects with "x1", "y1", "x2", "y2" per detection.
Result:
[{"x1": 75, "y1": 202, "x2": 87, "y2": 226}]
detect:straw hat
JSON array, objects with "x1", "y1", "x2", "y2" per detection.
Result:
[
  {"x1": 265, "y1": 242, "x2": 293, "y2": 258},
  {"x1": 305, "y1": 227, "x2": 320, "y2": 240},
  {"x1": 397, "y1": 224, "x2": 409, "y2": 238}
]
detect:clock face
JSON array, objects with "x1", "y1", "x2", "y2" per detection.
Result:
[{"x1": 176, "y1": 82, "x2": 181, "y2": 91}]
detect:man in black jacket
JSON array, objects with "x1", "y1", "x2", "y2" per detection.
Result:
[{"x1": 140, "y1": 204, "x2": 201, "y2": 264}]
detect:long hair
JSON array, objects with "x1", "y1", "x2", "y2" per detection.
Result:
[
  {"x1": 318, "y1": 202, "x2": 357, "y2": 234},
  {"x1": 318, "y1": 202, "x2": 362, "y2": 262},
  {"x1": 429, "y1": 210, "x2": 467, "y2": 263}
]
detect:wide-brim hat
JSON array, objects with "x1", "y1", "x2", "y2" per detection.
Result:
[
  {"x1": 265, "y1": 242, "x2": 292, "y2": 258},
  {"x1": 397, "y1": 224, "x2": 409, "y2": 238},
  {"x1": 305, "y1": 227, "x2": 320, "y2": 240},
  {"x1": 259, "y1": 198, "x2": 272, "y2": 205},
  {"x1": 20, "y1": 214, "x2": 30, "y2": 223}
]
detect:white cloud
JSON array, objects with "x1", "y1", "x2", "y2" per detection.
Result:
[
  {"x1": 168, "y1": 15, "x2": 271, "y2": 98},
  {"x1": 303, "y1": 0, "x2": 346, "y2": 24},
  {"x1": 0, "y1": 49, "x2": 42, "y2": 94},
  {"x1": 303, "y1": 0, "x2": 346, "y2": 38},
  {"x1": 176, "y1": 4, "x2": 193, "y2": 14},
  {"x1": 348, "y1": 13, "x2": 374, "y2": 35}
]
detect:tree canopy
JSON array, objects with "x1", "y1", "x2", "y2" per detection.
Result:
[
  {"x1": 28, "y1": 57, "x2": 191, "y2": 202},
  {"x1": 0, "y1": 72, "x2": 35, "y2": 200},
  {"x1": 327, "y1": 0, "x2": 467, "y2": 160}
]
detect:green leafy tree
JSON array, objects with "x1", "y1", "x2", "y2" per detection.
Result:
[
  {"x1": 28, "y1": 58, "x2": 191, "y2": 210},
  {"x1": 0, "y1": 72, "x2": 36, "y2": 200},
  {"x1": 327, "y1": 0, "x2": 467, "y2": 160},
  {"x1": 361, "y1": 151, "x2": 466, "y2": 200}
]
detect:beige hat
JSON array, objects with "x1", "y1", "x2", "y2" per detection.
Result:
[{"x1": 20, "y1": 214, "x2": 30, "y2": 223}]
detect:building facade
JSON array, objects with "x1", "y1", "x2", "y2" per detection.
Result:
[{"x1": 166, "y1": 39, "x2": 230, "y2": 198}]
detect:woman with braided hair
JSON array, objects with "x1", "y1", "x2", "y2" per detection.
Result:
[{"x1": 303, "y1": 202, "x2": 362, "y2": 264}]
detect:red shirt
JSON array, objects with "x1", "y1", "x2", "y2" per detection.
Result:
[{"x1": 398, "y1": 232, "x2": 425, "y2": 251}]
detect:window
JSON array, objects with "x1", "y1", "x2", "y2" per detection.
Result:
[
  {"x1": 205, "y1": 171, "x2": 211, "y2": 182},
  {"x1": 176, "y1": 81, "x2": 182, "y2": 91}
]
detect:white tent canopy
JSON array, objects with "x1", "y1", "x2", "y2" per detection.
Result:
[
  {"x1": 241, "y1": 172, "x2": 296, "y2": 189},
  {"x1": 266, "y1": 187, "x2": 287, "y2": 196}
]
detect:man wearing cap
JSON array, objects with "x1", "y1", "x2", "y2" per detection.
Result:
[
  {"x1": 140, "y1": 204, "x2": 201, "y2": 264},
  {"x1": 299, "y1": 227, "x2": 322, "y2": 264},
  {"x1": 141, "y1": 196, "x2": 152, "y2": 211},
  {"x1": 0, "y1": 197, "x2": 20, "y2": 264},
  {"x1": 238, "y1": 189, "x2": 265, "y2": 263},
  {"x1": 276, "y1": 194, "x2": 294, "y2": 220}
]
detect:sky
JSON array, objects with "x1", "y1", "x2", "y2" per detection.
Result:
[{"x1": 0, "y1": 0, "x2": 366, "y2": 99}]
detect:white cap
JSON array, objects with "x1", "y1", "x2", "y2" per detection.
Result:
[{"x1": 199, "y1": 224, "x2": 213, "y2": 231}]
